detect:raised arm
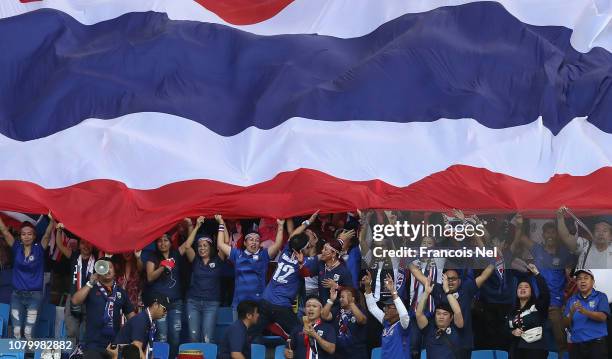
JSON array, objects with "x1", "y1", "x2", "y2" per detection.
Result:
[
  {"x1": 290, "y1": 211, "x2": 319, "y2": 237},
  {"x1": 528, "y1": 264, "x2": 550, "y2": 313},
  {"x1": 416, "y1": 279, "x2": 432, "y2": 330},
  {"x1": 214, "y1": 215, "x2": 228, "y2": 260},
  {"x1": 267, "y1": 219, "x2": 285, "y2": 258},
  {"x1": 475, "y1": 264, "x2": 495, "y2": 288},
  {"x1": 443, "y1": 274, "x2": 464, "y2": 328},
  {"x1": 178, "y1": 217, "x2": 200, "y2": 256},
  {"x1": 510, "y1": 214, "x2": 533, "y2": 254},
  {"x1": 217, "y1": 216, "x2": 232, "y2": 258},
  {"x1": 182, "y1": 216, "x2": 205, "y2": 261},
  {"x1": 556, "y1": 207, "x2": 577, "y2": 252},
  {"x1": 54, "y1": 223, "x2": 72, "y2": 259},
  {"x1": 0, "y1": 216, "x2": 16, "y2": 247},
  {"x1": 409, "y1": 262, "x2": 430, "y2": 286},
  {"x1": 40, "y1": 214, "x2": 55, "y2": 250},
  {"x1": 385, "y1": 273, "x2": 410, "y2": 329},
  {"x1": 321, "y1": 286, "x2": 337, "y2": 321},
  {"x1": 364, "y1": 271, "x2": 384, "y2": 323}
]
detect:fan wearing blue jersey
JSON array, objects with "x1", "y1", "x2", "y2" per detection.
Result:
[
  {"x1": 364, "y1": 271, "x2": 411, "y2": 357},
  {"x1": 217, "y1": 217, "x2": 285, "y2": 313}
]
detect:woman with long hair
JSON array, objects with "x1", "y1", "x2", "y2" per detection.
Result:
[
  {"x1": 506, "y1": 264, "x2": 550, "y2": 359},
  {"x1": 114, "y1": 250, "x2": 144, "y2": 312},
  {"x1": 184, "y1": 215, "x2": 227, "y2": 343},
  {"x1": 145, "y1": 218, "x2": 196, "y2": 359}
]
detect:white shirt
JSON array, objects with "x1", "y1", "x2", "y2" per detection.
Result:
[{"x1": 575, "y1": 237, "x2": 612, "y2": 303}]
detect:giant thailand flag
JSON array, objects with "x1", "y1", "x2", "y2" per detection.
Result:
[{"x1": 0, "y1": 0, "x2": 611, "y2": 251}]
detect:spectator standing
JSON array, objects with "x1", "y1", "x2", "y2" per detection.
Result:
[
  {"x1": 506, "y1": 264, "x2": 550, "y2": 359},
  {"x1": 145, "y1": 219, "x2": 196, "y2": 359},
  {"x1": 0, "y1": 215, "x2": 53, "y2": 339},
  {"x1": 71, "y1": 260, "x2": 135, "y2": 356},
  {"x1": 54, "y1": 222, "x2": 96, "y2": 346},
  {"x1": 184, "y1": 215, "x2": 227, "y2": 343},
  {"x1": 364, "y1": 272, "x2": 411, "y2": 357},
  {"x1": 563, "y1": 269, "x2": 609, "y2": 359}
]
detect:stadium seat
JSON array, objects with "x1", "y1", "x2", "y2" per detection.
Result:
[
  {"x1": 0, "y1": 318, "x2": 4, "y2": 338},
  {"x1": 34, "y1": 352, "x2": 41, "y2": 359},
  {"x1": 251, "y1": 344, "x2": 265, "y2": 359},
  {"x1": 217, "y1": 307, "x2": 233, "y2": 324},
  {"x1": 371, "y1": 347, "x2": 381, "y2": 359},
  {"x1": 547, "y1": 352, "x2": 559, "y2": 359},
  {"x1": 274, "y1": 345, "x2": 285, "y2": 359},
  {"x1": 178, "y1": 343, "x2": 217, "y2": 359},
  {"x1": 0, "y1": 354, "x2": 25, "y2": 359},
  {"x1": 34, "y1": 303, "x2": 56, "y2": 338},
  {"x1": 59, "y1": 320, "x2": 66, "y2": 338},
  {"x1": 472, "y1": 350, "x2": 496, "y2": 358},
  {"x1": 153, "y1": 341, "x2": 169, "y2": 359},
  {"x1": 493, "y1": 350, "x2": 509, "y2": 359},
  {"x1": 421, "y1": 349, "x2": 426, "y2": 358},
  {"x1": 0, "y1": 303, "x2": 9, "y2": 337}
]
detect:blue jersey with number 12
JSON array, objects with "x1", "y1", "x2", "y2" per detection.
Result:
[{"x1": 263, "y1": 246, "x2": 304, "y2": 307}]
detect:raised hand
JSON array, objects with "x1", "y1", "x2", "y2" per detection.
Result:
[
  {"x1": 527, "y1": 263, "x2": 539, "y2": 276},
  {"x1": 277, "y1": 219, "x2": 286, "y2": 226},
  {"x1": 442, "y1": 273, "x2": 450, "y2": 294},
  {"x1": 214, "y1": 214, "x2": 224, "y2": 223},
  {"x1": 514, "y1": 213, "x2": 523, "y2": 226},
  {"x1": 196, "y1": 216, "x2": 205, "y2": 225},
  {"x1": 362, "y1": 270, "x2": 372, "y2": 293},
  {"x1": 424, "y1": 278, "x2": 434, "y2": 295},
  {"x1": 308, "y1": 210, "x2": 320, "y2": 223},
  {"x1": 384, "y1": 273, "x2": 395, "y2": 293},
  {"x1": 329, "y1": 286, "x2": 338, "y2": 302},
  {"x1": 452, "y1": 209, "x2": 465, "y2": 221}
]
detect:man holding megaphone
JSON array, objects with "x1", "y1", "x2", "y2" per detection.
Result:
[{"x1": 72, "y1": 258, "x2": 136, "y2": 358}]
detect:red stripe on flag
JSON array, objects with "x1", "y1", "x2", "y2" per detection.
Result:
[
  {"x1": 1, "y1": 165, "x2": 611, "y2": 252},
  {"x1": 193, "y1": 0, "x2": 294, "y2": 25}
]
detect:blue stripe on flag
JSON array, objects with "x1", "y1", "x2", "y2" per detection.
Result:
[{"x1": 0, "y1": 2, "x2": 610, "y2": 141}]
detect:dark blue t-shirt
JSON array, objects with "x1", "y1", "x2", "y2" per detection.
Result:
[
  {"x1": 530, "y1": 244, "x2": 572, "y2": 307},
  {"x1": 263, "y1": 246, "x2": 305, "y2": 307},
  {"x1": 229, "y1": 248, "x2": 270, "y2": 307},
  {"x1": 289, "y1": 321, "x2": 336, "y2": 359},
  {"x1": 333, "y1": 306, "x2": 368, "y2": 359},
  {"x1": 219, "y1": 320, "x2": 252, "y2": 359},
  {"x1": 113, "y1": 309, "x2": 153, "y2": 348},
  {"x1": 304, "y1": 257, "x2": 353, "y2": 303},
  {"x1": 187, "y1": 257, "x2": 223, "y2": 301},
  {"x1": 434, "y1": 278, "x2": 478, "y2": 349},
  {"x1": 422, "y1": 321, "x2": 461, "y2": 359},
  {"x1": 84, "y1": 283, "x2": 134, "y2": 351},
  {"x1": 146, "y1": 250, "x2": 183, "y2": 301},
  {"x1": 12, "y1": 241, "x2": 45, "y2": 291}
]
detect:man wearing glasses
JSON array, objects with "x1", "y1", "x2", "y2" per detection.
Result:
[
  {"x1": 113, "y1": 293, "x2": 169, "y2": 359},
  {"x1": 433, "y1": 265, "x2": 494, "y2": 359}
]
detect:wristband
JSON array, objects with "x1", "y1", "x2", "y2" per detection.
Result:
[
  {"x1": 302, "y1": 220, "x2": 311, "y2": 227},
  {"x1": 326, "y1": 299, "x2": 334, "y2": 305}
]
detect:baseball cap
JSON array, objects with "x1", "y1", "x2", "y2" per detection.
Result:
[
  {"x1": 144, "y1": 292, "x2": 170, "y2": 308},
  {"x1": 574, "y1": 268, "x2": 594, "y2": 279}
]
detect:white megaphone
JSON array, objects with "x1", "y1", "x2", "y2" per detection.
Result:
[{"x1": 95, "y1": 260, "x2": 111, "y2": 275}]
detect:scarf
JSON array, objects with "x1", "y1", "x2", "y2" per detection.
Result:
[
  {"x1": 98, "y1": 282, "x2": 118, "y2": 337},
  {"x1": 411, "y1": 259, "x2": 436, "y2": 312},
  {"x1": 75, "y1": 255, "x2": 95, "y2": 290},
  {"x1": 146, "y1": 308, "x2": 157, "y2": 359},
  {"x1": 303, "y1": 318, "x2": 322, "y2": 359}
]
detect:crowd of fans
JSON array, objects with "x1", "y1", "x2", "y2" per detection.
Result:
[{"x1": 0, "y1": 207, "x2": 611, "y2": 359}]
